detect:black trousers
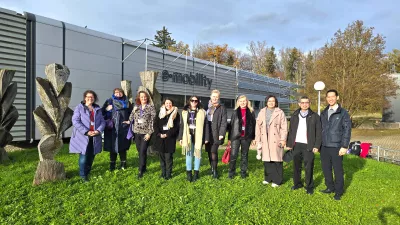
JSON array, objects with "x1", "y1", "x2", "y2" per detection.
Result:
[
  {"x1": 229, "y1": 138, "x2": 251, "y2": 175},
  {"x1": 135, "y1": 134, "x2": 149, "y2": 173},
  {"x1": 110, "y1": 151, "x2": 127, "y2": 162},
  {"x1": 205, "y1": 142, "x2": 220, "y2": 170},
  {"x1": 160, "y1": 153, "x2": 173, "y2": 177},
  {"x1": 264, "y1": 161, "x2": 283, "y2": 185},
  {"x1": 320, "y1": 146, "x2": 344, "y2": 195},
  {"x1": 292, "y1": 142, "x2": 315, "y2": 189}
]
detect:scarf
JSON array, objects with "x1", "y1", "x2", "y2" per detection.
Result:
[
  {"x1": 300, "y1": 109, "x2": 309, "y2": 118},
  {"x1": 207, "y1": 100, "x2": 219, "y2": 121},
  {"x1": 111, "y1": 95, "x2": 129, "y2": 110},
  {"x1": 158, "y1": 105, "x2": 178, "y2": 129},
  {"x1": 181, "y1": 108, "x2": 205, "y2": 159}
]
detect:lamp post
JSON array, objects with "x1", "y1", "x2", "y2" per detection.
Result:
[{"x1": 314, "y1": 81, "x2": 325, "y2": 115}]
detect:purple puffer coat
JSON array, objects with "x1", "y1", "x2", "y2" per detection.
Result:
[{"x1": 69, "y1": 102, "x2": 106, "y2": 155}]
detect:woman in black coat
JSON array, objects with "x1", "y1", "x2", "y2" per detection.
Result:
[
  {"x1": 205, "y1": 89, "x2": 227, "y2": 179},
  {"x1": 228, "y1": 95, "x2": 256, "y2": 179},
  {"x1": 102, "y1": 88, "x2": 132, "y2": 171},
  {"x1": 154, "y1": 98, "x2": 180, "y2": 180}
]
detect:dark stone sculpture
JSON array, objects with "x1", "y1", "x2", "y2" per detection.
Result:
[{"x1": 0, "y1": 69, "x2": 19, "y2": 163}]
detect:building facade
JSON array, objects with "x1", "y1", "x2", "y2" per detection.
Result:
[{"x1": 0, "y1": 7, "x2": 300, "y2": 141}]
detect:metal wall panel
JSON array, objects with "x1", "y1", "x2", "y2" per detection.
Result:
[{"x1": 0, "y1": 8, "x2": 27, "y2": 141}]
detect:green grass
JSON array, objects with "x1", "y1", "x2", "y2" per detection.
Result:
[{"x1": 1, "y1": 144, "x2": 400, "y2": 224}]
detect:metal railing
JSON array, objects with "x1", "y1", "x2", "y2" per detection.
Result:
[{"x1": 369, "y1": 145, "x2": 400, "y2": 164}]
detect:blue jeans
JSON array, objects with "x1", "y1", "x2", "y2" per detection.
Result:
[
  {"x1": 186, "y1": 136, "x2": 201, "y2": 171},
  {"x1": 79, "y1": 137, "x2": 95, "y2": 178}
]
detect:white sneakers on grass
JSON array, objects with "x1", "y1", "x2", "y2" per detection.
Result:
[{"x1": 262, "y1": 180, "x2": 280, "y2": 187}]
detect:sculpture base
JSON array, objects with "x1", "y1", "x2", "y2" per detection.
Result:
[
  {"x1": 33, "y1": 160, "x2": 66, "y2": 186},
  {"x1": 0, "y1": 147, "x2": 10, "y2": 163}
]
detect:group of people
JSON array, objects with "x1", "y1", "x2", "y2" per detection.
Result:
[{"x1": 69, "y1": 88, "x2": 351, "y2": 200}]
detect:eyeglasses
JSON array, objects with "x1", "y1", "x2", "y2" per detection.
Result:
[{"x1": 190, "y1": 99, "x2": 198, "y2": 103}]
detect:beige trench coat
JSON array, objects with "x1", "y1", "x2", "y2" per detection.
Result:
[{"x1": 255, "y1": 107, "x2": 288, "y2": 162}]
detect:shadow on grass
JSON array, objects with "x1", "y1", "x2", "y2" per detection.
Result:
[
  {"x1": 378, "y1": 207, "x2": 400, "y2": 225},
  {"x1": 344, "y1": 156, "x2": 366, "y2": 191}
]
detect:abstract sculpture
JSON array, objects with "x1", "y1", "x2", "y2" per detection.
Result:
[
  {"x1": 32, "y1": 63, "x2": 73, "y2": 185},
  {"x1": 0, "y1": 69, "x2": 19, "y2": 163}
]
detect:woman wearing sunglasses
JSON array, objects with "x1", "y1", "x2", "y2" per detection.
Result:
[{"x1": 178, "y1": 96, "x2": 207, "y2": 182}]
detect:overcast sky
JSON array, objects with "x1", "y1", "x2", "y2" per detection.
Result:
[{"x1": 2, "y1": 0, "x2": 399, "y2": 53}]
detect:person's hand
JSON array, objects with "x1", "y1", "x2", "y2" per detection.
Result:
[
  {"x1": 339, "y1": 147, "x2": 347, "y2": 156},
  {"x1": 227, "y1": 140, "x2": 231, "y2": 145},
  {"x1": 106, "y1": 105, "x2": 113, "y2": 111},
  {"x1": 312, "y1": 148, "x2": 319, "y2": 153},
  {"x1": 93, "y1": 131, "x2": 100, "y2": 135},
  {"x1": 279, "y1": 141, "x2": 286, "y2": 148},
  {"x1": 179, "y1": 140, "x2": 183, "y2": 146},
  {"x1": 87, "y1": 131, "x2": 95, "y2": 136},
  {"x1": 123, "y1": 121, "x2": 130, "y2": 124},
  {"x1": 219, "y1": 135, "x2": 223, "y2": 140},
  {"x1": 286, "y1": 147, "x2": 292, "y2": 151},
  {"x1": 251, "y1": 140, "x2": 256, "y2": 146},
  {"x1": 205, "y1": 141, "x2": 209, "y2": 144},
  {"x1": 144, "y1": 134, "x2": 150, "y2": 141}
]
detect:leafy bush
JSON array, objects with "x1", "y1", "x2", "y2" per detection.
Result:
[{"x1": 1, "y1": 145, "x2": 399, "y2": 224}]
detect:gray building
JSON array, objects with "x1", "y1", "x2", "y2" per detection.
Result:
[
  {"x1": 383, "y1": 73, "x2": 400, "y2": 122},
  {"x1": 0, "y1": 7, "x2": 300, "y2": 141}
]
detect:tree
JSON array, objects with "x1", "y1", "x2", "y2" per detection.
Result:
[
  {"x1": 247, "y1": 41, "x2": 277, "y2": 76},
  {"x1": 385, "y1": 49, "x2": 400, "y2": 73},
  {"x1": 304, "y1": 20, "x2": 398, "y2": 118},
  {"x1": 168, "y1": 41, "x2": 191, "y2": 55},
  {"x1": 153, "y1": 26, "x2": 176, "y2": 49},
  {"x1": 193, "y1": 42, "x2": 239, "y2": 66}
]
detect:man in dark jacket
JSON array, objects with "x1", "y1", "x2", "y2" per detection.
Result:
[
  {"x1": 320, "y1": 89, "x2": 351, "y2": 200},
  {"x1": 286, "y1": 96, "x2": 321, "y2": 195}
]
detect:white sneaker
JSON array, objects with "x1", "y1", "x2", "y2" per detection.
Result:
[
  {"x1": 262, "y1": 180, "x2": 269, "y2": 185},
  {"x1": 271, "y1": 183, "x2": 280, "y2": 188}
]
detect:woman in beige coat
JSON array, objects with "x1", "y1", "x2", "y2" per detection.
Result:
[{"x1": 255, "y1": 95, "x2": 288, "y2": 187}]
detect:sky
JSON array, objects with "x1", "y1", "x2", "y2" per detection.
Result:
[{"x1": 1, "y1": 0, "x2": 399, "y2": 53}]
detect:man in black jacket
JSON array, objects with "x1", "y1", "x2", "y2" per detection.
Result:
[
  {"x1": 286, "y1": 96, "x2": 321, "y2": 195},
  {"x1": 320, "y1": 89, "x2": 351, "y2": 200}
]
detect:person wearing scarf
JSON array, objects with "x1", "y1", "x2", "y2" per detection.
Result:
[
  {"x1": 286, "y1": 96, "x2": 321, "y2": 195},
  {"x1": 153, "y1": 98, "x2": 180, "y2": 180},
  {"x1": 102, "y1": 88, "x2": 132, "y2": 171},
  {"x1": 178, "y1": 96, "x2": 207, "y2": 182},
  {"x1": 204, "y1": 90, "x2": 227, "y2": 179},
  {"x1": 255, "y1": 95, "x2": 288, "y2": 188}
]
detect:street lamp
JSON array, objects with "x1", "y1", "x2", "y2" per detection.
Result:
[{"x1": 314, "y1": 81, "x2": 325, "y2": 115}]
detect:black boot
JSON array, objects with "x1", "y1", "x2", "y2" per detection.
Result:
[
  {"x1": 120, "y1": 161, "x2": 127, "y2": 170},
  {"x1": 193, "y1": 170, "x2": 200, "y2": 182},
  {"x1": 110, "y1": 161, "x2": 116, "y2": 171},
  {"x1": 212, "y1": 165, "x2": 218, "y2": 179},
  {"x1": 186, "y1": 171, "x2": 193, "y2": 182}
]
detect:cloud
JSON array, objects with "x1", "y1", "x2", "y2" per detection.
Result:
[
  {"x1": 197, "y1": 22, "x2": 239, "y2": 40},
  {"x1": 246, "y1": 13, "x2": 291, "y2": 25},
  {"x1": 305, "y1": 36, "x2": 322, "y2": 43}
]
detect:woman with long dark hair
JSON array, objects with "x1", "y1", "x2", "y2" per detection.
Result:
[
  {"x1": 178, "y1": 96, "x2": 207, "y2": 182},
  {"x1": 70, "y1": 90, "x2": 105, "y2": 181},
  {"x1": 102, "y1": 88, "x2": 132, "y2": 171},
  {"x1": 154, "y1": 98, "x2": 180, "y2": 180},
  {"x1": 129, "y1": 90, "x2": 156, "y2": 178}
]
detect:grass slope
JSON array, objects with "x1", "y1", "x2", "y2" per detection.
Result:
[{"x1": 1, "y1": 145, "x2": 399, "y2": 225}]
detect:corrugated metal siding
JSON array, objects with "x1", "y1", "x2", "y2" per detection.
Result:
[{"x1": 0, "y1": 9, "x2": 26, "y2": 141}]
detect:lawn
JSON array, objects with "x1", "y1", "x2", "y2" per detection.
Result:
[{"x1": 1, "y1": 144, "x2": 400, "y2": 224}]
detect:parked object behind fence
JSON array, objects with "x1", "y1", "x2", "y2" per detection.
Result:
[
  {"x1": 32, "y1": 63, "x2": 73, "y2": 185},
  {"x1": 0, "y1": 69, "x2": 19, "y2": 163}
]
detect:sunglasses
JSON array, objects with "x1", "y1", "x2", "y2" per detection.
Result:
[{"x1": 190, "y1": 99, "x2": 198, "y2": 103}]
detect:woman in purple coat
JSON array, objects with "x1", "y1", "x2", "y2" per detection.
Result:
[{"x1": 69, "y1": 90, "x2": 105, "y2": 181}]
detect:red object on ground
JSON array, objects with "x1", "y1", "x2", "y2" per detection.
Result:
[{"x1": 360, "y1": 143, "x2": 372, "y2": 158}]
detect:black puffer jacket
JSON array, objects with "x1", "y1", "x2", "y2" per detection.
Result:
[
  {"x1": 205, "y1": 105, "x2": 227, "y2": 145},
  {"x1": 286, "y1": 108, "x2": 321, "y2": 151},
  {"x1": 228, "y1": 107, "x2": 256, "y2": 141},
  {"x1": 320, "y1": 104, "x2": 351, "y2": 148}
]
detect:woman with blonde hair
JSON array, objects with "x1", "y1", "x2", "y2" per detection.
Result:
[
  {"x1": 227, "y1": 95, "x2": 256, "y2": 179},
  {"x1": 255, "y1": 95, "x2": 288, "y2": 187},
  {"x1": 205, "y1": 89, "x2": 227, "y2": 179}
]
